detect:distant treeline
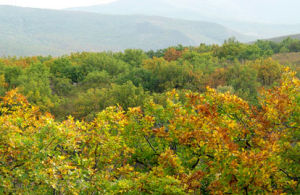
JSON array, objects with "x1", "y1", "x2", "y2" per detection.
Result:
[{"x1": 0, "y1": 38, "x2": 299, "y2": 120}]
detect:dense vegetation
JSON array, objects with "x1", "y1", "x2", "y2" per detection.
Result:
[
  {"x1": 1, "y1": 38, "x2": 299, "y2": 120},
  {"x1": 0, "y1": 38, "x2": 299, "y2": 194}
]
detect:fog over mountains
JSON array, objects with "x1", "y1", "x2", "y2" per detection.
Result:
[
  {"x1": 0, "y1": 0, "x2": 300, "y2": 56},
  {"x1": 69, "y1": 0, "x2": 300, "y2": 23},
  {"x1": 0, "y1": 5, "x2": 251, "y2": 56},
  {"x1": 69, "y1": 0, "x2": 300, "y2": 38}
]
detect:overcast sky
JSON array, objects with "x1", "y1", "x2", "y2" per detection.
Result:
[
  {"x1": 1, "y1": 0, "x2": 299, "y2": 12},
  {"x1": 0, "y1": 0, "x2": 117, "y2": 9}
]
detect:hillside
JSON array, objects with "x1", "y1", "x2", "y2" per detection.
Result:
[
  {"x1": 0, "y1": 5, "x2": 251, "y2": 56},
  {"x1": 68, "y1": 0, "x2": 300, "y2": 24},
  {"x1": 69, "y1": 0, "x2": 300, "y2": 38},
  {"x1": 273, "y1": 51, "x2": 300, "y2": 64},
  {"x1": 272, "y1": 52, "x2": 300, "y2": 75},
  {"x1": 267, "y1": 34, "x2": 300, "y2": 42}
]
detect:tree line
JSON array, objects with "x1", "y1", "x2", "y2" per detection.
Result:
[{"x1": 1, "y1": 38, "x2": 299, "y2": 120}]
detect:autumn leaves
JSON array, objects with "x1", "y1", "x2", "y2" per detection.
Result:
[{"x1": 0, "y1": 68, "x2": 299, "y2": 194}]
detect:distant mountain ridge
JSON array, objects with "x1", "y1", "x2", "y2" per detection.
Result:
[
  {"x1": 267, "y1": 34, "x2": 300, "y2": 42},
  {"x1": 68, "y1": 0, "x2": 300, "y2": 38},
  {"x1": 0, "y1": 5, "x2": 252, "y2": 56},
  {"x1": 68, "y1": 0, "x2": 300, "y2": 24}
]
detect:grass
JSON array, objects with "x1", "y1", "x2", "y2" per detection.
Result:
[{"x1": 272, "y1": 52, "x2": 300, "y2": 76}]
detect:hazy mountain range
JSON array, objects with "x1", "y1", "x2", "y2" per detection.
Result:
[
  {"x1": 0, "y1": 1, "x2": 300, "y2": 57},
  {"x1": 0, "y1": 5, "x2": 251, "y2": 56},
  {"x1": 69, "y1": 0, "x2": 300, "y2": 38},
  {"x1": 267, "y1": 34, "x2": 300, "y2": 42}
]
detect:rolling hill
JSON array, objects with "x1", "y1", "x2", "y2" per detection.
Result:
[
  {"x1": 0, "y1": 5, "x2": 252, "y2": 56},
  {"x1": 69, "y1": 0, "x2": 300, "y2": 38},
  {"x1": 68, "y1": 0, "x2": 300, "y2": 24},
  {"x1": 267, "y1": 34, "x2": 300, "y2": 42}
]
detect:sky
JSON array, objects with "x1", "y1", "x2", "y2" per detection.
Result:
[
  {"x1": 171, "y1": 0, "x2": 300, "y2": 23},
  {"x1": 1, "y1": 0, "x2": 299, "y2": 10},
  {"x1": 0, "y1": 0, "x2": 117, "y2": 9}
]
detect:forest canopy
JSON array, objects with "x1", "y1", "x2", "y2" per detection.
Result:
[
  {"x1": 0, "y1": 38, "x2": 299, "y2": 120},
  {"x1": 0, "y1": 38, "x2": 299, "y2": 194}
]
